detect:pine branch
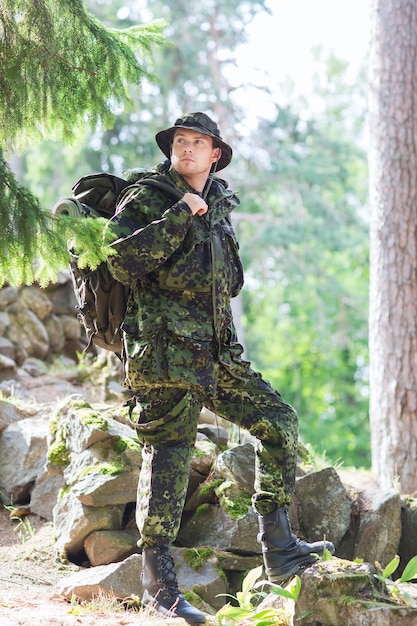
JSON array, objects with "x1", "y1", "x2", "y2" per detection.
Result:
[
  {"x1": 0, "y1": 0, "x2": 167, "y2": 149},
  {"x1": 0, "y1": 0, "x2": 167, "y2": 286}
]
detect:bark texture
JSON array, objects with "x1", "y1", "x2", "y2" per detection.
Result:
[{"x1": 369, "y1": 0, "x2": 417, "y2": 491}]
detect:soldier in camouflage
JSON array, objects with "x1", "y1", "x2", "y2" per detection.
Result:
[{"x1": 106, "y1": 112, "x2": 334, "y2": 624}]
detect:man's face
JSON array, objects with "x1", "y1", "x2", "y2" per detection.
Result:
[{"x1": 170, "y1": 128, "x2": 221, "y2": 180}]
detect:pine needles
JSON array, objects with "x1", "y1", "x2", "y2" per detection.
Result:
[
  {"x1": 0, "y1": 0, "x2": 167, "y2": 286},
  {"x1": 0, "y1": 0, "x2": 167, "y2": 149}
]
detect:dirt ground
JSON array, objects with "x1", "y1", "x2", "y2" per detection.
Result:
[{"x1": 0, "y1": 501, "x2": 203, "y2": 626}]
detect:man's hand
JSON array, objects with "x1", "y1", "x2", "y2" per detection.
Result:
[{"x1": 182, "y1": 193, "x2": 208, "y2": 216}]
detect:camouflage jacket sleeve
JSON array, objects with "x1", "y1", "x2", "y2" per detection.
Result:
[{"x1": 105, "y1": 187, "x2": 193, "y2": 285}]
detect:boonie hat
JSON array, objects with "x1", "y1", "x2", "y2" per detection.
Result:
[{"x1": 155, "y1": 112, "x2": 233, "y2": 171}]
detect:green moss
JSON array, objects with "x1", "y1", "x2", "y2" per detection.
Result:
[
  {"x1": 68, "y1": 397, "x2": 91, "y2": 411},
  {"x1": 49, "y1": 413, "x2": 59, "y2": 436},
  {"x1": 225, "y1": 496, "x2": 251, "y2": 519},
  {"x1": 215, "y1": 481, "x2": 251, "y2": 519},
  {"x1": 183, "y1": 547, "x2": 214, "y2": 570},
  {"x1": 192, "y1": 447, "x2": 207, "y2": 459},
  {"x1": 199, "y1": 478, "x2": 224, "y2": 497},
  {"x1": 113, "y1": 436, "x2": 141, "y2": 453},
  {"x1": 182, "y1": 589, "x2": 205, "y2": 609},
  {"x1": 57, "y1": 484, "x2": 71, "y2": 501},
  {"x1": 79, "y1": 409, "x2": 109, "y2": 431},
  {"x1": 47, "y1": 426, "x2": 70, "y2": 467},
  {"x1": 194, "y1": 503, "x2": 210, "y2": 518},
  {"x1": 77, "y1": 460, "x2": 124, "y2": 478}
]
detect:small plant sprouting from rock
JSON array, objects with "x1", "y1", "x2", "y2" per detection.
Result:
[{"x1": 375, "y1": 554, "x2": 417, "y2": 607}]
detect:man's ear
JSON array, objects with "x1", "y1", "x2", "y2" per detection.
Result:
[{"x1": 212, "y1": 147, "x2": 221, "y2": 163}]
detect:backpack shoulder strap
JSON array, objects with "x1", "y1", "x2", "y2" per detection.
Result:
[{"x1": 116, "y1": 175, "x2": 184, "y2": 214}]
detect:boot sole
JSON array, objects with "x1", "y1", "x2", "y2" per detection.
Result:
[
  {"x1": 266, "y1": 555, "x2": 318, "y2": 583},
  {"x1": 142, "y1": 590, "x2": 206, "y2": 624}
]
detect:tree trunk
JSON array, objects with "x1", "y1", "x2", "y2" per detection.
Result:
[{"x1": 369, "y1": 0, "x2": 417, "y2": 491}]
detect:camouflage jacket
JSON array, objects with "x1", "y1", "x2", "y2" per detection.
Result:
[{"x1": 106, "y1": 164, "x2": 251, "y2": 393}]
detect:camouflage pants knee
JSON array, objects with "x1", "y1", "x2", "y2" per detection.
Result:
[{"x1": 132, "y1": 370, "x2": 298, "y2": 546}]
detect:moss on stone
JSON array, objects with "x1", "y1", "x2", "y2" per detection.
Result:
[
  {"x1": 199, "y1": 478, "x2": 224, "y2": 497},
  {"x1": 183, "y1": 547, "x2": 214, "y2": 570},
  {"x1": 195, "y1": 503, "x2": 210, "y2": 518},
  {"x1": 215, "y1": 480, "x2": 251, "y2": 519},
  {"x1": 68, "y1": 397, "x2": 91, "y2": 411},
  {"x1": 192, "y1": 447, "x2": 208, "y2": 459},
  {"x1": 182, "y1": 589, "x2": 205, "y2": 609},
  {"x1": 79, "y1": 409, "x2": 109, "y2": 431},
  {"x1": 77, "y1": 459, "x2": 124, "y2": 479},
  {"x1": 47, "y1": 426, "x2": 70, "y2": 467},
  {"x1": 57, "y1": 484, "x2": 71, "y2": 501},
  {"x1": 113, "y1": 436, "x2": 141, "y2": 454}
]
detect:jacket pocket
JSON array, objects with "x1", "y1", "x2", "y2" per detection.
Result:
[
  {"x1": 122, "y1": 316, "x2": 168, "y2": 388},
  {"x1": 122, "y1": 316, "x2": 215, "y2": 390}
]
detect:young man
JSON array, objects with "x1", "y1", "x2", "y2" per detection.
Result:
[{"x1": 107, "y1": 112, "x2": 334, "y2": 625}]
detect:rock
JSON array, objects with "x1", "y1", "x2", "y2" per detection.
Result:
[
  {"x1": 20, "y1": 358, "x2": 48, "y2": 377},
  {"x1": 0, "y1": 337, "x2": 16, "y2": 361},
  {"x1": 18, "y1": 287, "x2": 52, "y2": 320},
  {"x1": 57, "y1": 548, "x2": 225, "y2": 612},
  {"x1": 178, "y1": 504, "x2": 260, "y2": 554},
  {"x1": 6, "y1": 310, "x2": 50, "y2": 360},
  {"x1": 72, "y1": 465, "x2": 140, "y2": 507},
  {"x1": 173, "y1": 548, "x2": 227, "y2": 610},
  {"x1": 60, "y1": 314, "x2": 83, "y2": 341},
  {"x1": 214, "y1": 442, "x2": 255, "y2": 495},
  {"x1": 293, "y1": 466, "x2": 352, "y2": 547},
  {"x1": 56, "y1": 395, "x2": 138, "y2": 454},
  {"x1": 0, "y1": 414, "x2": 49, "y2": 503},
  {"x1": 84, "y1": 528, "x2": 140, "y2": 566},
  {"x1": 43, "y1": 315, "x2": 66, "y2": 353},
  {"x1": 191, "y1": 435, "x2": 218, "y2": 475},
  {"x1": 30, "y1": 469, "x2": 66, "y2": 521},
  {"x1": 0, "y1": 353, "x2": 16, "y2": 378},
  {"x1": 185, "y1": 467, "x2": 208, "y2": 503},
  {"x1": 0, "y1": 286, "x2": 18, "y2": 309},
  {"x1": 0, "y1": 399, "x2": 21, "y2": 433},
  {"x1": 198, "y1": 423, "x2": 229, "y2": 447},
  {"x1": 354, "y1": 488, "x2": 401, "y2": 568},
  {"x1": 294, "y1": 558, "x2": 417, "y2": 625},
  {"x1": 58, "y1": 553, "x2": 143, "y2": 601},
  {"x1": 53, "y1": 489, "x2": 125, "y2": 559},
  {"x1": 398, "y1": 497, "x2": 417, "y2": 576}
]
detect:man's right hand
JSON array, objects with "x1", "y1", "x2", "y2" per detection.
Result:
[{"x1": 182, "y1": 193, "x2": 208, "y2": 216}]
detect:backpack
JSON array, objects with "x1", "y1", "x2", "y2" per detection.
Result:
[{"x1": 52, "y1": 168, "x2": 182, "y2": 355}]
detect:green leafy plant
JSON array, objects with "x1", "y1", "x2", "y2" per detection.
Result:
[
  {"x1": 215, "y1": 565, "x2": 300, "y2": 625},
  {"x1": 375, "y1": 554, "x2": 417, "y2": 607}
]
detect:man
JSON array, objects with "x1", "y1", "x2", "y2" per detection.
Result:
[{"x1": 107, "y1": 112, "x2": 334, "y2": 625}]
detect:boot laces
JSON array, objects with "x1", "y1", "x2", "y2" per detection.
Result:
[{"x1": 160, "y1": 550, "x2": 180, "y2": 595}]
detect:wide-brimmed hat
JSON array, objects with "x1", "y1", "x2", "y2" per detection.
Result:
[{"x1": 155, "y1": 112, "x2": 232, "y2": 171}]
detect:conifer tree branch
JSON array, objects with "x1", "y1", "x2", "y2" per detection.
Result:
[{"x1": 0, "y1": 0, "x2": 168, "y2": 286}]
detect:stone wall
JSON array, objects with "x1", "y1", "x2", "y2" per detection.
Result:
[{"x1": 0, "y1": 276, "x2": 87, "y2": 379}]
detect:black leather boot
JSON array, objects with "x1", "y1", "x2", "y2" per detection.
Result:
[
  {"x1": 258, "y1": 506, "x2": 335, "y2": 582},
  {"x1": 141, "y1": 540, "x2": 206, "y2": 624}
]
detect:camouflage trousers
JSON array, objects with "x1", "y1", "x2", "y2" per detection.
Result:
[{"x1": 131, "y1": 369, "x2": 298, "y2": 547}]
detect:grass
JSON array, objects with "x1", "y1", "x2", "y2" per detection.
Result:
[{"x1": 68, "y1": 590, "x2": 218, "y2": 624}]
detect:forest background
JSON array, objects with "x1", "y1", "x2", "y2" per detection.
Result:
[{"x1": 2, "y1": 0, "x2": 371, "y2": 469}]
